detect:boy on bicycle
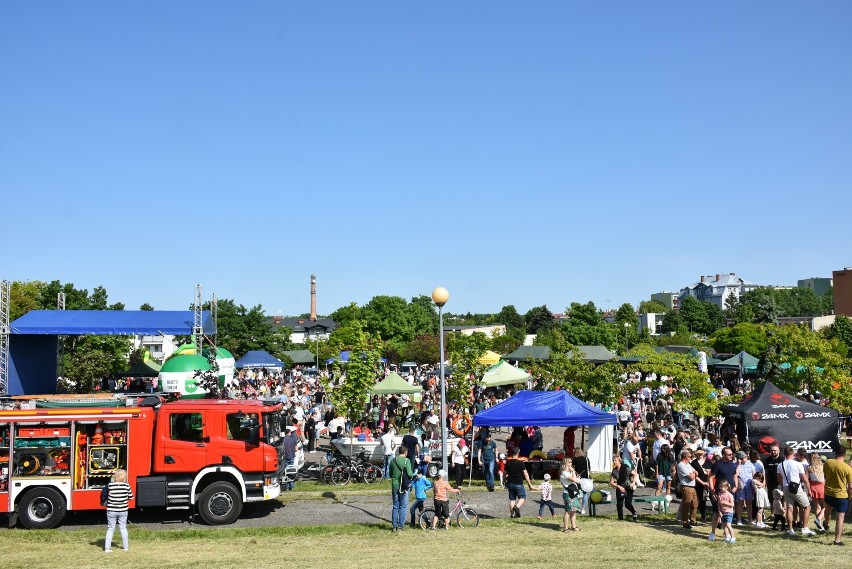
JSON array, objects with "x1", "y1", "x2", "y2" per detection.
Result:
[{"x1": 431, "y1": 469, "x2": 460, "y2": 531}]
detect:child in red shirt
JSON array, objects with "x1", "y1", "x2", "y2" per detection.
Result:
[{"x1": 496, "y1": 453, "x2": 507, "y2": 487}]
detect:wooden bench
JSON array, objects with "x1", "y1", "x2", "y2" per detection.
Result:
[{"x1": 633, "y1": 495, "x2": 669, "y2": 513}]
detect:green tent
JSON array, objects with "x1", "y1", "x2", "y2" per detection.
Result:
[
  {"x1": 370, "y1": 372, "x2": 423, "y2": 395},
  {"x1": 502, "y1": 345, "x2": 551, "y2": 362},
  {"x1": 481, "y1": 360, "x2": 531, "y2": 387},
  {"x1": 714, "y1": 351, "x2": 760, "y2": 371},
  {"x1": 116, "y1": 359, "x2": 162, "y2": 377},
  {"x1": 283, "y1": 349, "x2": 317, "y2": 365},
  {"x1": 566, "y1": 345, "x2": 618, "y2": 364}
]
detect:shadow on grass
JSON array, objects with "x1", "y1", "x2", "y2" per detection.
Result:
[
  {"x1": 630, "y1": 513, "x2": 821, "y2": 543},
  {"x1": 320, "y1": 491, "x2": 388, "y2": 524}
]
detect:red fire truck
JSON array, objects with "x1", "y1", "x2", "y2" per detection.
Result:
[{"x1": 0, "y1": 396, "x2": 287, "y2": 528}]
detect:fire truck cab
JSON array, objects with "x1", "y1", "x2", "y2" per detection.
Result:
[{"x1": 0, "y1": 397, "x2": 286, "y2": 528}]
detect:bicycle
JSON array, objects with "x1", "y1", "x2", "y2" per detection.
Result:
[
  {"x1": 320, "y1": 449, "x2": 350, "y2": 485},
  {"x1": 329, "y1": 450, "x2": 383, "y2": 486},
  {"x1": 418, "y1": 491, "x2": 479, "y2": 529}
]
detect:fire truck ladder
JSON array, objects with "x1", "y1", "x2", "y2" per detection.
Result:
[
  {"x1": 193, "y1": 283, "x2": 203, "y2": 354},
  {"x1": 0, "y1": 280, "x2": 10, "y2": 395},
  {"x1": 211, "y1": 293, "x2": 218, "y2": 347},
  {"x1": 56, "y1": 292, "x2": 65, "y2": 382}
]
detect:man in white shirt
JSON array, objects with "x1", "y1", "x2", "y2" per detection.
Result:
[
  {"x1": 777, "y1": 446, "x2": 815, "y2": 536},
  {"x1": 380, "y1": 425, "x2": 396, "y2": 479}
]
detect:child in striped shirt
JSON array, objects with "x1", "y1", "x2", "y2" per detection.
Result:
[{"x1": 104, "y1": 468, "x2": 134, "y2": 552}]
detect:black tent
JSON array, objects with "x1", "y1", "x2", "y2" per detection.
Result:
[
  {"x1": 720, "y1": 381, "x2": 841, "y2": 456},
  {"x1": 115, "y1": 359, "x2": 162, "y2": 377}
]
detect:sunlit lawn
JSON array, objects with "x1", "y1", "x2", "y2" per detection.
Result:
[{"x1": 0, "y1": 515, "x2": 847, "y2": 569}]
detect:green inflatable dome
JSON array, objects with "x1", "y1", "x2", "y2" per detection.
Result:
[{"x1": 161, "y1": 354, "x2": 212, "y2": 373}]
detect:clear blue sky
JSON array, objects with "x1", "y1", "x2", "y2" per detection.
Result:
[{"x1": 2, "y1": 2, "x2": 850, "y2": 316}]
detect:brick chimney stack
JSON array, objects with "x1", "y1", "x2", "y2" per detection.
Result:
[
  {"x1": 715, "y1": 274, "x2": 721, "y2": 282},
  {"x1": 310, "y1": 274, "x2": 317, "y2": 321},
  {"x1": 700, "y1": 276, "x2": 706, "y2": 283}
]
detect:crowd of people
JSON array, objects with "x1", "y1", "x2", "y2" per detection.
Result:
[
  {"x1": 611, "y1": 388, "x2": 852, "y2": 545},
  {"x1": 112, "y1": 360, "x2": 852, "y2": 541}
]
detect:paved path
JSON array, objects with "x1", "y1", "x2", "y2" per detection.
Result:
[{"x1": 26, "y1": 426, "x2": 671, "y2": 532}]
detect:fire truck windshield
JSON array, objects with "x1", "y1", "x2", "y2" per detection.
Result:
[{"x1": 264, "y1": 411, "x2": 282, "y2": 444}]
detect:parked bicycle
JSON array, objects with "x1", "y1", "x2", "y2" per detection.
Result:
[
  {"x1": 418, "y1": 491, "x2": 479, "y2": 528},
  {"x1": 326, "y1": 449, "x2": 383, "y2": 485}
]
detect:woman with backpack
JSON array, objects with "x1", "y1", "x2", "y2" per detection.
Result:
[{"x1": 390, "y1": 446, "x2": 414, "y2": 532}]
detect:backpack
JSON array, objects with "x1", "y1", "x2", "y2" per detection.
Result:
[
  {"x1": 100, "y1": 483, "x2": 110, "y2": 507},
  {"x1": 563, "y1": 482, "x2": 580, "y2": 498},
  {"x1": 397, "y1": 458, "x2": 412, "y2": 494}
]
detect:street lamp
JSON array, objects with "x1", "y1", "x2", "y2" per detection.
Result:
[
  {"x1": 432, "y1": 286, "x2": 450, "y2": 475},
  {"x1": 313, "y1": 334, "x2": 320, "y2": 370},
  {"x1": 624, "y1": 322, "x2": 630, "y2": 354}
]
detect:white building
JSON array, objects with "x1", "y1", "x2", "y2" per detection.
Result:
[
  {"x1": 639, "y1": 313, "x2": 665, "y2": 336},
  {"x1": 131, "y1": 334, "x2": 178, "y2": 363},
  {"x1": 679, "y1": 273, "x2": 760, "y2": 309}
]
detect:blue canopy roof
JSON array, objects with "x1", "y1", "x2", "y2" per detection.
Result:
[
  {"x1": 473, "y1": 390, "x2": 617, "y2": 427},
  {"x1": 235, "y1": 350, "x2": 285, "y2": 369},
  {"x1": 326, "y1": 350, "x2": 387, "y2": 364},
  {"x1": 10, "y1": 310, "x2": 215, "y2": 335}
]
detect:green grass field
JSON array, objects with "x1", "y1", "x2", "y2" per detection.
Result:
[{"x1": 0, "y1": 515, "x2": 847, "y2": 569}]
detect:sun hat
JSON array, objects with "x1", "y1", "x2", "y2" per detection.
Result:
[
  {"x1": 543, "y1": 473, "x2": 551, "y2": 481},
  {"x1": 438, "y1": 469, "x2": 447, "y2": 478},
  {"x1": 735, "y1": 450, "x2": 747, "y2": 459}
]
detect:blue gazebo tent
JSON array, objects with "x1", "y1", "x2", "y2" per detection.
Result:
[
  {"x1": 235, "y1": 350, "x2": 285, "y2": 369},
  {"x1": 473, "y1": 390, "x2": 616, "y2": 472}
]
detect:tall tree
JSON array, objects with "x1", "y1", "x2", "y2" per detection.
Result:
[
  {"x1": 206, "y1": 299, "x2": 290, "y2": 359},
  {"x1": 497, "y1": 305, "x2": 525, "y2": 332},
  {"x1": 529, "y1": 351, "x2": 625, "y2": 406},
  {"x1": 362, "y1": 295, "x2": 414, "y2": 342},
  {"x1": 401, "y1": 334, "x2": 441, "y2": 365},
  {"x1": 740, "y1": 289, "x2": 779, "y2": 324},
  {"x1": 446, "y1": 331, "x2": 490, "y2": 406},
  {"x1": 39, "y1": 281, "x2": 93, "y2": 310},
  {"x1": 325, "y1": 331, "x2": 383, "y2": 426},
  {"x1": 760, "y1": 324, "x2": 851, "y2": 409},
  {"x1": 627, "y1": 345, "x2": 719, "y2": 418},
  {"x1": 62, "y1": 335, "x2": 133, "y2": 392},
  {"x1": 823, "y1": 286, "x2": 835, "y2": 315},
  {"x1": 560, "y1": 301, "x2": 617, "y2": 349},
  {"x1": 679, "y1": 297, "x2": 711, "y2": 335},
  {"x1": 660, "y1": 310, "x2": 685, "y2": 334},
  {"x1": 524, "y1": 305, "x2": 555, "y2": 335},
  {"x1": 823, "y1": 315, "x2": 852, "y2": 356},
  {"x1": 490, "y1": 330, "x2": 523, "y2": 355},
  {"x1": 329, "y1": 302, "x2": 362, "y2": 328},
  {"x1": 9, "y1": 281, "x2": 43, "y2": 321},
  {"x1": 709, "y1": 322, "x2": 768, "y2": 355},
  {"x1": 407, "y1": 295, "x2": 439, "y2": 337},
  {"x1": 328, "y1": 320, "x2": 367, "y2": 353},
  {"x1": 638, "y1": 299, "x2": 668, "y2": 314},
  {"x1": 614, "y1": 303, "x2": 639, "y2": 354}
]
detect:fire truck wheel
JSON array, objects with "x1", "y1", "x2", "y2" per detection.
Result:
[
  {"x1": 19, "y1": 487, "x2": 67, "y2": 529},
  {"x1": 198, "y1": 481, "x2": 243, "y2": 525}
]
